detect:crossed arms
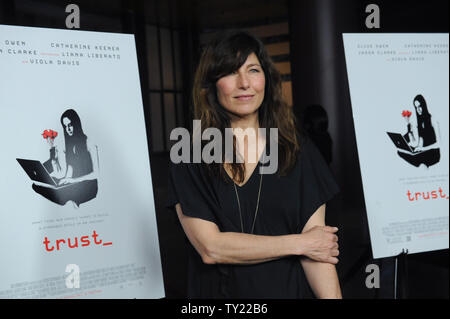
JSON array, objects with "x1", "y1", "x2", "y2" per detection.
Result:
[{"x1": 174, "y1": 203, "x2": 342, "y2": 299}]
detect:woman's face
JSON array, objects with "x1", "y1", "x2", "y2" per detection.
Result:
[
  {"x1": 414, "y1": 100, "x2": 423, "y2": 115},
  {"x1": 62, "y1": 117, "x2": 74, "y2": 136},
  {"x1": 216, "y1": 52, "x2": 265, "y2": 118}
]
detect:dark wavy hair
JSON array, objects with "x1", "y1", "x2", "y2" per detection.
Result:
[{"x1": 192, "y1": 30, "x2": 301, "y2": 183}]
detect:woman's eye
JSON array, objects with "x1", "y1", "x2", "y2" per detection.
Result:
[{"x1": 250, "y1": 69, "x2": 260, "y2": 73}]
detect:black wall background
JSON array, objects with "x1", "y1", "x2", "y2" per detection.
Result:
[{"x1": 0, "y1": 0, "x2": 448, "y2": 299}]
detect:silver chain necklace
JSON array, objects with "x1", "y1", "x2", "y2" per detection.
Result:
[{"x1": 233, "y1": 153, "x2": 265, "y2": 234}]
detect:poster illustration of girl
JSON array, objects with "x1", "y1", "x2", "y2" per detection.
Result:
[
  {"x1": 32, "y1": 109, "x2": 99, "y2": 207},
  {"x1": 398, "y1": 94, "x2": 440, "y2": 167}
]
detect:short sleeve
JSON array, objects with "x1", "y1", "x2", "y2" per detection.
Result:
[
  {"x1": 166, "y1": 161, "x2": 219, "y2": 225},
  {"x1": 297, "y1": 138, "x2": 340, "y2": 232}
]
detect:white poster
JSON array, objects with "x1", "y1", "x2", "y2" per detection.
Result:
[
  {"x1": 0, "y1": 25, "x2": 164, "y2": 298},
  {"x1": 343, "y1": 33, "x2": 449, "y2": 258}
]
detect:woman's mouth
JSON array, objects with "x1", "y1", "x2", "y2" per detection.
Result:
[{"x1": 235, "y1": 95, "x2": 254, "y2": 101}]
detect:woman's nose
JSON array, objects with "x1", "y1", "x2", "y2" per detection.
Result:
[{"x1": 237, "y1": 73, "x2": 250, "y2": 89}]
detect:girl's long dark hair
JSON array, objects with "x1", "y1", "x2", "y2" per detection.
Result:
[
  {"x1": 413, "y1": 94, "x2": 436, "y2": 146},
  {"x1": 192, "y1": 30, "x2": 301, "y2": 183},
  {"x1": 60, "y1": 109, "x2": 89, "y2": 168}
]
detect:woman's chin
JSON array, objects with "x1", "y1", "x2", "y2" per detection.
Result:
[{"x1": 228, "y1": 106, "x2": 260, "y2": 118}]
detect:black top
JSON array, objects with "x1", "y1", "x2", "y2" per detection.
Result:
[
  {"x1": 417, "y1": 115, "x2": 437, "y2": 147},
  {"x1": 166, "y1": 138, "x2": 340, "y2": 298},
  {"x1": 67, "y1": 143, "x2": 94, "y2": 178}
]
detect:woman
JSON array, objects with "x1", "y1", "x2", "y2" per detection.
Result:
[
  {"x1": 413, "y1": 94, "x2": 437, "y2": 150},
  {"x1": 398, "y1": 95, "x2": 440, "y2": 167},
  {"x1": 58, "y1": 109, "x2": 97, "y2": 184},
  {"x1": 33, "y1": 109, "x2": 98, "y2": 207},
  {"x1": 167, "y1": 31, "x2": 341, "y2": 298}
]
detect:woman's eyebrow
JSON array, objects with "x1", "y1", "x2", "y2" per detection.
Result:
[{"x1": 246, "y1": 63, "x2": 261, "y2": 68}]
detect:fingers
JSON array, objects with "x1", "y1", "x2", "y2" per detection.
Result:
[
  {"x1": 323, "y1": 226, "x2": 339, "y2": 233},
  {"x1": 326, "y1": 232, "x2": 338, "y2": 242},
  {"x1": 327, "y1": 257, "x2": 339, "y2": 265}
]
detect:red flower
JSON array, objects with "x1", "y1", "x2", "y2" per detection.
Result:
[
  {"x1": 42, "y1": 129, "x2": 58, "y2": 140},
  {"x1": 402, "y1": 110, "x2": 412, "y2": 118}
]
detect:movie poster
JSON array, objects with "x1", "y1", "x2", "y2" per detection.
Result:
[
  {"x1": 0, "y1": 25, "x2": 164, "y2": 298},
  {"x1": 343, "y1": 33, "x2": 449, "y2": 258}
]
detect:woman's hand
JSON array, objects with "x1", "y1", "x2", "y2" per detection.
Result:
[{"x1": 299, "y1": 226, "x2": 339, "y2": 264}]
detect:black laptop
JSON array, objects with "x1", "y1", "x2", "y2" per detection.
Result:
[
  {"x1": 386, "y1": 132, "x2": 415, "y2": 153},
  {"x1": 16, "y1": 158, "x2": 61, "y2": 187}
]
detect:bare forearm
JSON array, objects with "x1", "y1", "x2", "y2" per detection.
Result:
[
  {"x1": 205, "y1": 232, "x2": 302, "y2": 265},
  {"x1": 300, "y1": 258, "x2": 342, "y2": 299},
  {"x1": 177, "y1": 204, "x2": 338, "y2": 266}
]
